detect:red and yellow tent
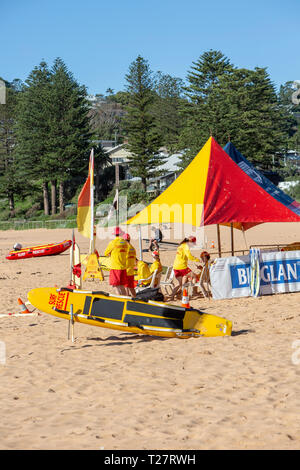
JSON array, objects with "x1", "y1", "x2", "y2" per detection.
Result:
[{"x1": 126, "y1": 137, "x2": 300, "y2": 230}]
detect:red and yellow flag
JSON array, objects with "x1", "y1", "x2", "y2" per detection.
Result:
[{"x1": 77, "y1": 149, "x2": 94, "y2": 239}]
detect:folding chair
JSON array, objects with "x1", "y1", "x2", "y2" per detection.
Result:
[
  {"x1": 193, "y1": 263, "x2": 211, "y2": 298},
  {"x1": 160, "y1": 267, "x2": 175, "y2": 295}
]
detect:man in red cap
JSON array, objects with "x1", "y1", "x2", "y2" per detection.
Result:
[{"x1": 104, "y1": 227, "x2": 128, "y2": 295}]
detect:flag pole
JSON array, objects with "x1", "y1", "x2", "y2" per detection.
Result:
[
  {"x1": 70, "y1": 228, "x2": 75, "y2": 285},
  {"x1": 115, "y1": 163, "x2": 120, "y2": 228},
  {"x1": 90, "y1": 148, "x2": 95, "y2": 254}
]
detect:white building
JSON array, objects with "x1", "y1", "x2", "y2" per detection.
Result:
[{"x1": 104, "y1": 144, "x2": 182, "y2": 190}]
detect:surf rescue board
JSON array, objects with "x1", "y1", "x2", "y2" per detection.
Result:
[{"x1": 27, "y1": 287, "x2": 232, "y2": 338}]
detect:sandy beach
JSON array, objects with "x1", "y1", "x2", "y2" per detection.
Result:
[{"x1": 0, "y1": 223, "x2": 300, "y2": 450}]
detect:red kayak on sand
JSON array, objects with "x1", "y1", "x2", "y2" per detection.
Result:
[{"x1": 6, "y1": 240, "x2": 72, "y2": 260}]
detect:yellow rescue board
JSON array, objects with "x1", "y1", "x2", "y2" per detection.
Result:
[{"x1": 27, "y1": 287, "x2": 232, "y2": 339}]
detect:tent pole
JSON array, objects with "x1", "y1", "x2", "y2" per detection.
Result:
[
  {"x1": 217, "y1": 224, "x2": 222, "y2": 257},
  {"x1": 230, "y1": 223, "x2": 234, "y2": 256},
  {"x1": 242, "y1": 227, "x2": 248, "y2": 253},
  {"x1": 138, "y1": 225, "x2": 143, "y2": 261}
]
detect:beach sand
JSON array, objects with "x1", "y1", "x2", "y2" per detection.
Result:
[{"x1": 0, "y1": 223, "x2": 299, "y2": 450}]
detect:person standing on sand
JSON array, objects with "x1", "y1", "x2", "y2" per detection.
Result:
[
  {"x1": 170, "y1": 236, "x2": 200, "y2": 300},
  {"x1": 104, "y1": 227, "x2": 128, "y2": 295},
  {"x1": 123, "y1": 233, "x2": 137, "y2": 297}
]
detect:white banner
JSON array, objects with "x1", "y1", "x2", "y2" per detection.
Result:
[{"x1": 210, "y1": 250, "x2": 300, "y2": 300}]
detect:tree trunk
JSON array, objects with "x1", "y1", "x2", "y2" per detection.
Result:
[
  {"x1": 141, "y1": 177, "x2": 147, "y2": 192},
  {"x1": 42, "y1": 181, "x2": 49, "y2": 216},
  {"x1": 8, "y1": 191, "x2": 15, "y2": 217},
  {"x1": 50, "y1": 180, "x2": 56, "y2": 215},
  {"x1": 59, "y1": 181, "x2": 64, "y2": 214}
]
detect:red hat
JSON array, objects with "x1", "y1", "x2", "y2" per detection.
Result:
[
  {"x1": 123, "y1": 233, "x2": 130, "y2": 241},
  {"x1": 152, "y1": 251, "x2": 159, "y2": 257},
  {"x1": 189, "y1": 236, "x2": 196, "y2": 243},
  {"x1": 113, "y1": 227, "x2": 121, "y2": 236}
]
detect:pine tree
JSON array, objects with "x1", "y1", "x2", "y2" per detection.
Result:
[
  {"x1": 0, "y1": 80, "x2": 21, "y2": 216},
  {"x1": 278, "y1": 81, "x2": 300, "y2": 153},
  {"x1": 123, "y1": 56, "x2": 164, "y2": 191},
  {"x1": 15, "y1": 62, "x2": 52, "y2": 215},
  {"x1": 179, "y1": 51, "x2": 290, "y2": 169},
  {"x1": 47, "y1": 58, "x2": 91, "y2": 213},
  {"x1": 152, "y1": 72, "x2": 185, "y2": 152},
  {"x1": 209, "y1": 67, "x2": 290, "y2": 167},
  {"x1": 179, "y1": 50, "x2": 234, "y2": 167}
]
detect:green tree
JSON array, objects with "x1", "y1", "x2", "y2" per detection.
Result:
[
  {"x1": 179, "y1": 50, "x2": 290, "y2": 169},
  {"x1": 93, "y1": 143, "x2": 113, "y2": 201},
  {"x1": 0, "y1": 79, "x2": 22, "y2": 216},
  {"x1": 15, "y1": 59, "x2": 91, "y2": 216},
  {"x1": 278, "y1": 81, "x2": 300, "y2": 153},
  {"x1": 15, "y1": 61, "x2": 52, "y2": 215},
  {"x1": 47, "y1": 58, "x2": 91, "y2": 213},
  {"x1": 123, "y1": 56, "x2": 164, "y2": 191},
  {"x1": 210, "y1": 67, "x2": 291, "y2": 167},
  {"x1": 152, "y1": 71, "x2": 185, "y2": 152},
  {"x1": 179, "y1": 50, "x2": 234, "y2": 166}
]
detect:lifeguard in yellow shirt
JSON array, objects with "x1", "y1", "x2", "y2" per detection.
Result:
[
  {"x1": 149, "y1": 251, "x2": 163, "y2": 287},
  {"x1": 104, "y1": 227, "x2": 128, "y2": 295},
  {"x1": 123, "y1": 233, "x2": 137, "y2": 297},
  {"x1": 170, "y1": 236, "x2": 200, "y2": 299},
  {"x1": 135, "y1": 259, "x2": 151, "y2": 286}
]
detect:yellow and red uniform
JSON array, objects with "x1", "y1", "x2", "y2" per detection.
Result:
[
  {"x1": 135, "y1": 260, "x2": 151, "y2": 286},
  {"x1": 173, "y1": 242, "x2": 199, "y2": 278},
  {"x1": 149, "y1": 259, "x2": 163, "y2": 287},
  {"x1": 104, "y1": 236, "x2": 128, "y2": 286},
  {"x1": 124, "y1": 242, "x2": 136, "y2": 289}
]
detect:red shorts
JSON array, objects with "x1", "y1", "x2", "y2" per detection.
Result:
[
  {"x1": 109, "y1": 269, "x2": 127, "y2": 286},
  {"x1": 173, "y1": 268, "x2": 191, "y2": 279},
  {"x1": 124, "y1": 274, "x2": 135, "y2": 288}
]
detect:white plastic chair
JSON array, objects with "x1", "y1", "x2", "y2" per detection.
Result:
[
  {"x1": 136, "y1": 269, "x2": 161, "y2": 292},
  {"x1": 160, "y1": 267, "x2": 175, "y2": 295}
]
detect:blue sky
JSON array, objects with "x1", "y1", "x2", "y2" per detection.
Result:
[{"x1": 1, "y1": 0, "x2": 299, "y2": 95}]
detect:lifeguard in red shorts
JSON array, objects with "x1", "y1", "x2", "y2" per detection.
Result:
[
  {"x1": 123, "y1": 233, "x2": 137, "y2": 297},
  {"x1": 104, "y1": 227, "x2": 128, "y2": 295},
  {"x1": 170, "y1": 236, "x2": 200, "y2": 300}
]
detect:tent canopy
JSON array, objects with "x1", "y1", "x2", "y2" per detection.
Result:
[
  {"x1": 126, "y1": 137, "x2": 300, "y2": 230},
  {"x1": 223, "y1": 141, "x2": 300, "y2": 220}
]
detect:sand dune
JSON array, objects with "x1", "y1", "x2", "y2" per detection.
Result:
[{"x1": 0, "y1": 224, "x2": 299, "y2": 449}]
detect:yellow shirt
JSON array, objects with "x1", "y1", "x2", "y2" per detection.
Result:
[
  {"x1": 150, "y1": 260, "x2": 162, "y2": 286},
  {"x1": 126, "y1": 243, "x2": 136, "y2": 276},
  {"x1": 104, "y1": 237, "x2": 128, "y2": 270},
  {"x1": 150, "y1": 260, "x2": 162, "y2": 275},
  {"x1": 136, "y1": 260, "x2": 151, "y2": 285},
  {"x1": 173, "y1": 242, "x2": 199, "y2": 270}
]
